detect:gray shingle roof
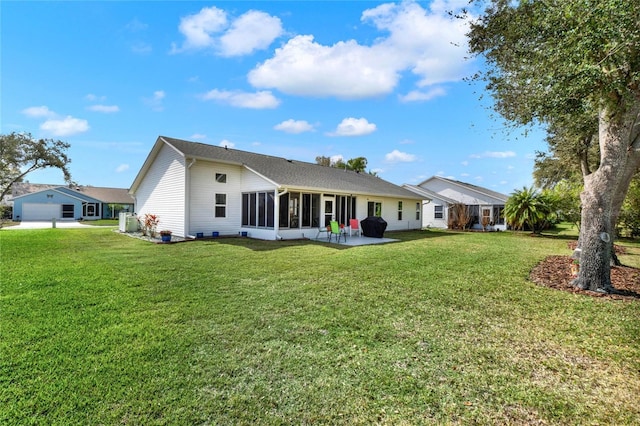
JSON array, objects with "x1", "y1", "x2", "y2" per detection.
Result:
[
  {"x1": 76, "y1": 186, "x2": 134, "y2": 204},
  {"x1": 161, "y1": 136, "x2": 422, "y2": 199},
  {"x1": 418, "y1": 176, "x2": 508, "y2": 202},
  {"x1": 9, "y1": 183, "x2": 133, "y2": 204},
  {"x1": 402, "y1": 184, "x2": 458, "y2": 204}
]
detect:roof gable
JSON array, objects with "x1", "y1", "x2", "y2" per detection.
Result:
[
  {"x1": 418, "y1": 176, "x2": 508, "y2": 203},
  {"x1": 402, "y1": 184, "x2": 457, "y2": 204}
]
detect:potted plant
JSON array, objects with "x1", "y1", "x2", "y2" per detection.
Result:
[{"x1": 160, "y1": 230, "x2": 172, "y2": 243}]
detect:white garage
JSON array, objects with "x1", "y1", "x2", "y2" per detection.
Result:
[{"x1": 21, "y1": 203, "x2": 64, "y2": 221}]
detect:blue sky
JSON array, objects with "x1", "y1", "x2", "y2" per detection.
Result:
[{"x1": 1, "y1": 0, "x2": 547, "y2": 194}]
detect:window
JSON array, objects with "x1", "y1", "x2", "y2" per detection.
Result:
[
  {"x1": 215, "y1": 193, "x2": 226, "y2": 217},
  {"x1": 493, "y1": 205, "x2": 505, "y2": 225},
  {"x1": 416, "y1": 202, "x2": 421, "y2": 220},
  {"x1": 301, "y1": 193, "x2": 322, "y2": 227},
  {"x1": 278, "y1": 192, "x2": 321, "y2": 228},
  {"x1": 367, "y1": 201, "x2": 382, "y2": 217},
  {"x1": 397, "y1": 201, "x2": 403, "y2": 221},
  {"x1": 434, "y1": 205, "x2": 444, "y2": 219},
  {"x1": 215, "y1": 173, "x2": 227, "y2": 183},
  {"x1": 62, "y1": 204, "x2": 74, "y2": 218},
  {"x1": 242, "y1": 192, "x2": 274, "y2": 228},
  {"x1": 335, "y1": 195, "x2": 357, "y2": 225}
]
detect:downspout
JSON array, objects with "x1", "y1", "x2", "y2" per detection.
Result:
[{"x1": 185, "y1": 158, "x2": 196, "y2": 238}]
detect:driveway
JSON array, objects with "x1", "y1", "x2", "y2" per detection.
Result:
[{"x1": 2, "y1": 220, "x2": 96, "y2": 230}]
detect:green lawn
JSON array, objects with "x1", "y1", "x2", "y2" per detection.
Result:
[{"x1": 1, "y1": 228, "x2": 639, "y2": 425}]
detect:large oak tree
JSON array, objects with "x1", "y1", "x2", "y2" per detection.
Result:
[
  {"x1": 0, "y1": 132, "x2": 72, "y2": 201},
  {"x1": 468, "y1": 0, "x2": 640, "y2": 292}
]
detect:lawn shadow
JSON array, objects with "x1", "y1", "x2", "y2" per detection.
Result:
[{"x1": 197, "y1": 229, "x2": 463, "y2": 252}]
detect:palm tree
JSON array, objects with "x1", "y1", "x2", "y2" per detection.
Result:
[{"x1": 504, "y1": 186, "x2": 556, "y2": 233}]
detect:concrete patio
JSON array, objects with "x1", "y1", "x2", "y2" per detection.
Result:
[{"x1": 310, "y1": 234, "x2": 398, "y2": 246}]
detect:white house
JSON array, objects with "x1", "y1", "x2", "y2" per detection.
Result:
[
  {"x1": 404, "y1": 176, "x2": 508, "y2": 230},
  {"x1": 129, "y1": 136, "x2": 424, "y2": 240}
]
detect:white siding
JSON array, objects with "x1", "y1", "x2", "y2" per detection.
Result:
[
  {"x1": 355, "y1": 196, "x2": 422, "y2": 232},
  {"x1": 134, "y1": 144, "x2": 186, "y2": 236},
  {"x1": 422, "y1": 179, "x2": 504, "y2": 205},
  {"x1": 423, "y1": 197, "x2": 449, "y2": 229},
  {"x1": 241, "y1": 168, "x2": 276, "y2": 192},
  {"x1": 189, "y1": 161, "x2": 245, "y2": 236}
]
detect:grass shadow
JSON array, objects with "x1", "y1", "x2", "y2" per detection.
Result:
[{"x1": 196, "y1": 229, "x2": 464, "y2": 251}]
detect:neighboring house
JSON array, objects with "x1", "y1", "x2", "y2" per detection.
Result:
[
  {"x1": 11, "y1": 184, "x2": 134, "y2": 221},
  {"x1": 129, "y1": 136, "x2": 424, "y2": 240},
  {"x1": 404, "y1": 176, "x2": 508, "y2": 230}
]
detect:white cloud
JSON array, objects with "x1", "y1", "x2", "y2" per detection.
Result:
[
  {"x1": 328, "y1": 117, "x2": 376, "y2": 137},
  {"x1": 363, "y1": 0, "x2": 472, "y2": 87},
  {"x1": 461, "y1": 160, "x2": 469, "y2": 166},
  {"x1": 88, "y1": 105, "x2": 120, "y2": 113},
  {"x1": 171, "y1": 7, "x2": 281, "y2": 56},
  {"x1": 115, "y1": 164, "x2": 130, "y2": 173},
  {"x1": 219, "y1": 139, "x2": 235, "y2": 148},
  {"x1": 274, "y1": 119, "x2": 314, "y2": 134},
  {"x1": 144, "y1": 90, "x2": 166, "y2": 111},
  {"x1": 201, "y1": 89, "x2": 280, "y2": 109},
  {"x1": 125, "y1": 18, "x2": 148, "y2": 32},
  {"x1": 22, "y1": 106, "x2": 55, "y2": 118},
  {"x1": 330, "y1": 154, "x2": 344, "y2": 165},
  {"x1": 399, "y1": 87, "x2": 447, "y2": 103},
  {"x1": 40, "y1": 116, "x2": 89, "y2": 136},
  {"x1": 191, "y1": 133, "x2": 207, "y2": 140},
  {"x1": 85, "y1": 94, "x2": 105, "y2": 102},
  {"x1": 249, "y1": 35, "x2": 399, "y2": 99},
  {"x1": 130, "y1": 42, "x2": 152, "y2": 54},
  {"x1": 248, "y1": 1, "x2": 472, "y2": 99},
  {"x1": 385, "y1": 149, "x2": 417, "y2": 163},
  {"x1": 470, "y1": 151, "x2": 516, "y2": 159},
  {"x1": 219, "y1": 10, "x2": 283, "y2": 57},
  {"x1": 172, "y1": 6, "x2": 227, "y2": 52}
]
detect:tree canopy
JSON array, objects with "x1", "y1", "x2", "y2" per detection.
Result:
[
  {"x1": 468, "y1": 0, "x2": 640, "y2": 125},
  {"x1": 468, "y1": 0, "x2": 640, "y2": 291},
  {"x1": 0, "y1": 132, "x2": 72, "y2": 200},
  {"x1": 315, "y1": 155, "x2": 368, "y2": 173}
]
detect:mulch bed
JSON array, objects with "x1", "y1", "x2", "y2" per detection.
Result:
[{"x1": 529, "y1": 254, "x2": 640, "y2": 301}]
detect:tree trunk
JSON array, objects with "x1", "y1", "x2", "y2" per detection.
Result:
[{"x1": 573, "y1": 102, "x2": 640, "y2": 292}]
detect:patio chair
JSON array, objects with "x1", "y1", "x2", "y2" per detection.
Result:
[
  {"x1": 349, "y1": 218, "x2": 361, "y2": 237},
  {"x1": 316, "y1": 224, "x2": 331, "y2": 240},
  {"x1": 329, "y1": 220, "x2": 346, "y2": 243}
]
